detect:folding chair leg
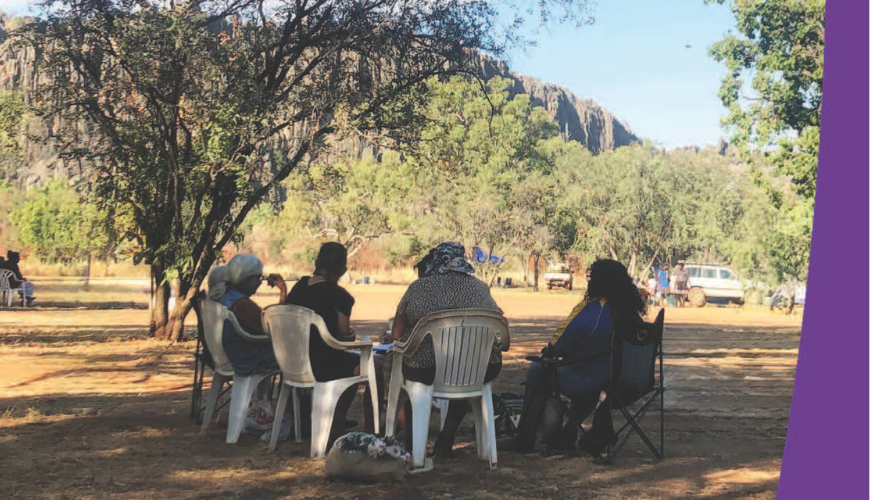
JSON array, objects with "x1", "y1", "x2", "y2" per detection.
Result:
[
  {"x1": 619, "y1": 405, "x2": 662, "y2": 459},
  {"x1": 607, "y1": 390, "x2": 664, "y2": 462}
]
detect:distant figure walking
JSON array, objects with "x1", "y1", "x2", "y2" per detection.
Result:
[
  {"x1": 1, "y1": 251, "x2": 35, "y2": 306},
  {"x1": 646, "y1": 275, "x2": 658, "y2": 306},
  {"x1": 657, "y1": 265, "x2": 670, "y2": 306},
  {"x1": 673, "y1": 264, "x2": 690, "y2": 307}
]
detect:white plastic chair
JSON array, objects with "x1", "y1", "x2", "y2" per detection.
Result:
[
  {"x1": 385, "y1": 309, "x2": 510, "y2": 469},
  {"x1": 198, "y1": 299, "x2": 277, "y2": 444},
  {"x1": 0, "y1": 269, "x2": 26, "y2": 307},
  {"x1": 263, "y1": 304, "x2": 380, "y2": 458}
]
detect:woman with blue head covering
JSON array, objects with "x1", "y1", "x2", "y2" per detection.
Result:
[{"x1": 389, "y1": 241, "x2": 507, "y2": 457}]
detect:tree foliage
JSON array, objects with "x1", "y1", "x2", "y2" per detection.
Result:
[
  {"x1": 11, "y1": 179, "x2": 116, "y2": 264},
  {"x1": 707, "y1": 0, "x2": 823, "y2": 281},
  {"x1": 17, "y1": 0, "x2": 589, "y2": 340},
  {"x1": 256, "y1": 76, "x2": 781, "y2": 288}
]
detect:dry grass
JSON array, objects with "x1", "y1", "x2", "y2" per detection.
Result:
[{"x1": 0, "y1": 279, "x2": 802, "y2": 499}]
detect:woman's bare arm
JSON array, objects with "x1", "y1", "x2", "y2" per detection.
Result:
[
  {"x1": 336, "y1": 311, "x2": 356, "y2": 341},
  {"x1": 231, "y1": 298, "x2": 267, "y2": 336},
  {"x1": 265, "y1": 274, "x2": 287, "y2": 305},
  {"x1": 391, "y1": 312, "x2": 408, "y2": 342}
]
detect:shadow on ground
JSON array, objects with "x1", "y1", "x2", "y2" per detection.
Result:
[{"x1": 0, "y1": 315, "x2": 797, "y2": 499}]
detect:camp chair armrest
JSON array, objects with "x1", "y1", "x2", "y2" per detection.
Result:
[{"x1": 524, "y1": 350, "x2": 612, "y2": 368}]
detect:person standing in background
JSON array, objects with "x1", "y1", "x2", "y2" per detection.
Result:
[{"x1": 657, "y1": 265, "x2": 670, "y2": 306}]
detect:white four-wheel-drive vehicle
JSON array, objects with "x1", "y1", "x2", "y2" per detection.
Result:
[
  {"x1": 683, "y1": 263, "x2": 744, "y2": 307},
  {"x1": 544, "y1": 263, "x2": 573, "y2": 290}
]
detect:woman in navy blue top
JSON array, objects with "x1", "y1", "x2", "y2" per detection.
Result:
[{"x1": 505, "y1": 259, "x2": 647, "y2": 453}]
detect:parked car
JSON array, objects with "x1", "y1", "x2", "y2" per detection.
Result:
[
  {"x1": 544, "y1": 263, "x2": 573, "y2": 290},
  {"x1": 683, "y1": 263, "x2": 744, "y2": 307}
]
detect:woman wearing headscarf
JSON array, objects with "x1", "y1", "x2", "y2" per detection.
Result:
[
  {"x1": 390, "y1": 241, "x2": 506, "y2": 457},
  {"x1": 217, "y1": 254, "x2": 287, "y2": 377},
  {"x1": 206, "y1": 265, "x2": 228, "y2": 302},
  {"x1": 504, "y1": 258, "x2": 648, "y2": 453},
  {"x1": 1, "y1": 251, "x2": 35, "y2": 306}
]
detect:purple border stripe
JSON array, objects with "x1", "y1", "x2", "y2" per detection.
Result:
[{"x1": 776, "y1": 1, "x2": 869, "y2": 498}]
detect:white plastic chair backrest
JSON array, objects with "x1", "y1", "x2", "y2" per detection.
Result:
[
  {"x1": 199, "y1": 299, "x2": 235, "y2": 376},
  {"x1": 0, "y1": 269, "x2": 16, "y2": 289},
  {"x1": 263, "y1": 304, "x2": 335, "y2": 385},
  {"x1": 410, "y1": 309, "x2": 509, "y2": 395}
]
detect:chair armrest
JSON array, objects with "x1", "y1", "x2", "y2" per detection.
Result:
[
  {"x1": 525, "y1": 349, "x2": 611, "y2": 368},
  {"x1": 389, "y1": 334, "x2": 425, "y2": 356},
  {"x1": 331, "y1": 340, "x2": 375, "y2": 350},
  {"x1": 227, "y1": 311, "x2": 271, "y2": 343}
]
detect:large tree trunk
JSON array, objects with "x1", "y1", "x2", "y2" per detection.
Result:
[
  {"x1": 167, "y1": 292, "x2": 196, "y2": 342},
  {"x1": 149, "y1": 263, "x2": 172, "y2": 340},
  {"x1": 532, "y1": 251, "x2": 540, "y2": 292}
]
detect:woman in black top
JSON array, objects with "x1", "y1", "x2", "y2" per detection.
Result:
[{"x1": 285, "y1": 242, "x2": 383, "y2": 445}]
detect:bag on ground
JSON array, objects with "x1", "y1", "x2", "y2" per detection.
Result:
[{"x1": 325, "y1": 432, "x2": 412, "y2": 482}]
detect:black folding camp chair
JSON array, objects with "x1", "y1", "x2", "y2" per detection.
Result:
[
  {"x1": 527, "y1": 308, "x2": 665, "y2": 463},
  {"x1": 598, "y1": 308, "x2": 665, "y2": 463}
]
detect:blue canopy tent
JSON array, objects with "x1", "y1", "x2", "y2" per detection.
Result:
[{"x1": 471, "y1": 247, "x2": 505, "y2": 265}]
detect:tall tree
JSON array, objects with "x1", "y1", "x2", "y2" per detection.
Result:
[
  {"x1": 404, "y1": 75, "x2": 562, "y2": 284},
  {"x1": 17, "y1": 0, "x2": 590, "y2": 340},
  {"x1": 281, "y1": 154, "x2": 408, "y2": 257},
  {"x1": 706, "y1": 0, "x2": 824, "y2": 281},
  {"x1": 11, "y1": 179, "x2": 117, "y2": 269}
]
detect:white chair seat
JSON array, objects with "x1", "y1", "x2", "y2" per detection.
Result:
[
  {"x1": 385, "y1": 309, "x2": 510, "y2": 469},
  {"x1": 0, "y1": 269, "x2": 26, "y2": 307},
  {"x1": 264, "y1": 304, "x2": 379, "y2": 458},
  {"x1": 198, "y1": 299, "x2": 275, "y2": 444}
]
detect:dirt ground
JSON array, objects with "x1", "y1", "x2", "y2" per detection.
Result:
[{"x1": 0, "y1": 279, "x2": 802, "y2": 499}]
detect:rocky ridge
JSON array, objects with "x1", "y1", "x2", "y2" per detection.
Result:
[{"x1": 0, "y1": 13, "x2": 642, "y2": 187}]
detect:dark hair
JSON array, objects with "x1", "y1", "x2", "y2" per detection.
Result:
[
  {"x1": 413, "y1": 249, "x2": 436, "y2": 278},
  {"x1": 585, "y1": 259, "x2": 646, "y2": 315},
  {"x1": 314, "y1": 242, "x2": 348, "y2": 281},
  {"x1": 6, "y1": 251, "x2": 19, "y2": 263}
]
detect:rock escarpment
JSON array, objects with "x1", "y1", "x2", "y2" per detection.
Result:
[
  {"x1": 475, "y1": 56, "x2": 639, "y2": 154},
  {"x1": 0, "y1": 13, "x2": 641, "y2": 187}
]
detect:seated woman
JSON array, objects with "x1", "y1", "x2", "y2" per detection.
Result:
[
  {"x1": 504, "y1": 258, "x2": 647, "y2": 453},
  {"x1": 213, "y1": 254, "x2": 287, "y2": 431},
  {"x1": 284, "y1": 242, "x2": 383, "y2": 445},
  {"x1": 2, "y1": 251, "x2": 35, "y2": 306},
  {"x1": 390, "y1": 241, "x2": 506, "y2": 458}
]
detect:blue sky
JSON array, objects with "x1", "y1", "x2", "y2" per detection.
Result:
[
  {"x1": 502, "y1": 0, "x2": 737, "y2": 148},
  {"x1": 2, "y1": 0, "x2": 737, "y2": 148}
]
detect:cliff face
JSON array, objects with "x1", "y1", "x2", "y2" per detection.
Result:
[
  {"x1": 475, "y1": 56, "x2": 639, "y2": 154},
  {"x1": 0, "y1": 16, "x2": 640, "y2": 187}
]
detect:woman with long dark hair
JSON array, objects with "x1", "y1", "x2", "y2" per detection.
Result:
[{"x1": 504, "y1": 258, "x2": 647, "y2": 453}]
